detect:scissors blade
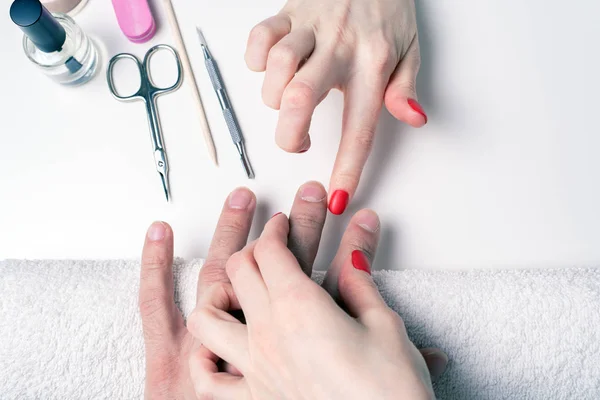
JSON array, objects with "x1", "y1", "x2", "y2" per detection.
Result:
[{"x1": 159, "y1": 172, "x2": 170, "y2": 202}]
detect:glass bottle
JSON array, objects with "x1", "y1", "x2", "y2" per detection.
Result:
[{"x1": 10, "y1": 0, "x2": 98, "y2": 86}]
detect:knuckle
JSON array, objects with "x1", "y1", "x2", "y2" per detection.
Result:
[
  {"x1": 394, "y1": 79, "x2": 417, "y2": 97},
  {"x1": 283, "y1": 81, "x2": 315, "y2": 109},
  {"x1": 217, "y1": 216, "x2": 249, "y2": 238},
  {"x1": 277, "y1": 281, "x2": 319, "y2": 305},
  {"x1": 334, "y1": 170, "x2": 360, "y2": 192},
  {"x1": 353, "y1": 129, "x2": 376, "y2": 150},
  {"x1": 141, "y1": 253, "x2": 170, "y2": 272},
  {"x1": 346, "y1": 237, "x2": 376, "y2": 261},
  {"x1": 139, "y1": 292, "x2": 165, "y2": 318},
  {"x1": 145, "y1": 355, "x2": 180, "y2": 397},
  {"x1": 367, "y1": 39, "x2": 396, "y2": 74},
  {"x1": 290, "y1": 212, "x2": 324, "y2": 232},
  {"x1": 194, "y1": 307, "x2": 215, "y2": 327},
  {"x1": 199, "y1": 260, "x2": 228, "y2": 286},
  {"x1": 375, "y1": 308, "x2": 405, "y2": 331},
  {"x1": 276, "y1": 135, "x2": 305, "y2": 153},
  {"x1": 225, "y1": 251, "x2": 247, "y2": 278},
  {"x1": 407, "y1": 44, "x2": 422, "y2": 70},
  {"x1": 268, "y1": 44, "x2": 298, "y2": 70},
  {"x1": 254, "y1": 237, "x2": 284, "y2": 260},
  {"x1": 249, "y1": 23, "x2": 276, "y2": 45}
]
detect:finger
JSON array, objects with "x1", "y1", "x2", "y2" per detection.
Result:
[
  {"x1": 196, "y1": 281, "x2": 241, "y2": 312},
  {"x1": 253, "y1": 213, "x2": 311, "y2": 293},
  {"x1": 336, "y1": 249, "x2": 388, "y2": 319},
  {"x1": 226, "y1": 242, "x2": 270, "y2": 323},
  {"x1": 287, "y1": 181, "x2": 327, "y2": 276},
  {"x1": 262, "y1": 28, "x2": 316, "y2": 109},
  {"x1": 139, "y1": 221, "x2": 184, "y2": 345},
  {"x1": 188, "y1": 304, "x2": 250, "y2": 373},
  {"x1": 189, "y1": 346, "x2": 251, "y2": 400},
  {"x1": 275, "y1": 50, "x2": 340, "y2": 153},
  {"x1": 322, "y1": 209, "x2": 380, "y2": 300},
  {"x1": 193, "y1": 282, "x2": 245, "y2": 385},
  {"x1": 197, "y1": 187, "x2": 256, "y2": 304},
  {"x1": 384, "y1": 35, "x2": 427, "y2": 127},
  {"x1": 245, "y1": 14, "x2": 292, "y2": 72},
  {"x1": 420, "y1": 348, "x2": 449, "y2": 381},
  {"x1": 328, "y1": 74, "x2": 387, "y2": 215}
]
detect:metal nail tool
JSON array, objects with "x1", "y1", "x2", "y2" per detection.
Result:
[
  {"x1": 107, "y1": 44, "x2": 183, "y2": 202},
  {"x1": 196, "y1": 28, "x2": 255, "y2": 179}
]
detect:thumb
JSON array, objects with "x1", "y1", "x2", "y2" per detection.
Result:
[
  {"x1": 337, "y1": 250, "x2": 387, "y2": 318},
  {"x1": 420, "y1": 347, "x2": 449, "y2": 381},
  {"x1": 384, "y1": 36, "x2": 428, "y2": 127}
]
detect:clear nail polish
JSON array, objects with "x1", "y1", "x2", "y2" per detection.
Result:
[{"x1": 10, "y1": 0, "x2": 98, "y2": 86}]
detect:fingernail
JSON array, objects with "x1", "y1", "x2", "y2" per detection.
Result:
[
  {"x1": 356, "y1": 210, "x2": 380, "y2": 233},
  {"x1": 229, "y1": 188, "x2": 253, "y2": 210},
  {"x1": 407, "y1": 98, "x2": 428, "y2": 123},
  {"x1": 424, "y1": 351, "x2": 449, "y2": 380},
  {"x1": 147, "y1": 221, "x2": 166, "y2": 242},
  {"x1": 298, "y1": 135, "x2": 311, "y2": 153},
  {"x1": 271, "y1": 212, "x2": 282, "y2": 219},
  {"x1": 351, "y1": 250, "x2": 371, "y2": 274},
  {"x1": 299, "y1": 184, "x2": 326, "y2": 203},
  {"x1": 328, "y1": 190, "x2": 349, "y2": 215}
]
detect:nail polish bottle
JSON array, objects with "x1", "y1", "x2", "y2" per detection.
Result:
[{"x1": 10, "y1": 0, "x2": 98, "y2": 86}]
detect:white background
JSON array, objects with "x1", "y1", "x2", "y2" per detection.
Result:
[{"x1": 1, "y1": 0, "x2": 599, "y2": 270}]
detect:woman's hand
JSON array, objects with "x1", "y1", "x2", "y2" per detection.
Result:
[
  {"x1": 187, "y1": 214, "x2": 445, "y2": 399},
  {"x1": 245, "y1": 0, "x2": 426, "y2": 215}
]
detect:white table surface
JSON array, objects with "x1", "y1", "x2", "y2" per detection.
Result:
[{"x1": 2, "y1": 0, "x2": 599, "y2": 270}]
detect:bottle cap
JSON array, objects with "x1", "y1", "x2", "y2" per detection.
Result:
[{"x1": 10, "y1": 0, "x2": 66, "y2": 53}]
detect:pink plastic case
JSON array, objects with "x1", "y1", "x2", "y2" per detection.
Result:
[{"x1": 112, "y1": 0, "x2": 156, "y2": 43}]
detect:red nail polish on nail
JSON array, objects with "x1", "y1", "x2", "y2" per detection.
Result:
[
  {"x1": 271, "y1": 212, "x2": 282, "y2": 219},
  {"x1": 351, "y1": 250, "x2": 371, "y2": 274},
  {"x1": 407, "y1": 98, "x2": 428, "y2": 123},
  {"x1": 328, "y1": 190, "x2": 349, "y2": 215},
  {"x1": 298, "y1": 149, "x2": 308, "y2": 154}
]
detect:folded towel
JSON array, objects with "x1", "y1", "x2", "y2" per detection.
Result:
[{"x1": 1, "y1": 259, "x2": 598, "y2": 399}]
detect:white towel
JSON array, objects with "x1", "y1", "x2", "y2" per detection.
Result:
[{"x1": 1, "y1": 259, "x2": 598, "y2": 399}]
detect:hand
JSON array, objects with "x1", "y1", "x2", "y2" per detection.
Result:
[
  {"x1": 245, "y1": 0, "x2": 427, "y2": 215},
  {"x1": 139, "y1": 182, "x2": 446, "y2": 398},
  {"x1": 187, "y1": 214, "x2": 447, "y2": 399},
  {"x1": 139, "y1": 182, "x2": 329, "y2": 398}
]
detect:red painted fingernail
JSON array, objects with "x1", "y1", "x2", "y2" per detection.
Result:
[
  {"x1": 298, "y1": 149, "x2": 308, "y2": 154},
  {"x1": 328, "y1": 190, "x2": 349, "y2": 215},
  {"x1": 271, "y1": 212, "x2": 282, "y2": 219},
  {"x1": 407, "y1": 98, "x2": 428, "y2": 123},
  {"x1": 351, "y1": 250, "x2": 371, "y2": 274}
]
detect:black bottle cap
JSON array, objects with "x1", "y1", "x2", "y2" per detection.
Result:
[{"x1": 10, "y1": 0, "x2": 66, "y2": 53}]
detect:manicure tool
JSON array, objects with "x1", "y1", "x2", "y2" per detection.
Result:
[
  {"x1": 106, "y1": 44, "x2": 183, "y2": 202},
  {"x1": 197, "y1": 28, "x2": 255, "y2": 179},
  {"x1": 112, "y1": 0, "x2": 156, "y2": 43},
  {"x1": 160, "y1": 0, "x2": 218, "y2": 166}
]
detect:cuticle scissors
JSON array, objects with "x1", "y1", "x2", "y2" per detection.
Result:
[{"x1": 107, "y1": 44, "x2": 183, "y2": 202}]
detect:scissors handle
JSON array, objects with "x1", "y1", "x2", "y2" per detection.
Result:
[
  {"x1": 142, "y1": 44, "x2": 183, "y2": 96},
  {"x1": 106, "y1": 53, "x2": 144, "y2": 101},
  {"x1": 106, "y1": 44, "x2": 183, "y2": 101}
]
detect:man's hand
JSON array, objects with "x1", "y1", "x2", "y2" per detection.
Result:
[
  {"x1": 245, "y1": 0, "x2": 427, "y2": 215},
  {"x1": 139, "y1": 183, "x2": 329, "y2": 398}
]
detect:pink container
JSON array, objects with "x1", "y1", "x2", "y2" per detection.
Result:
[{"x1": 111, "y1": 0, "x2": 156, "y2": 43}]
